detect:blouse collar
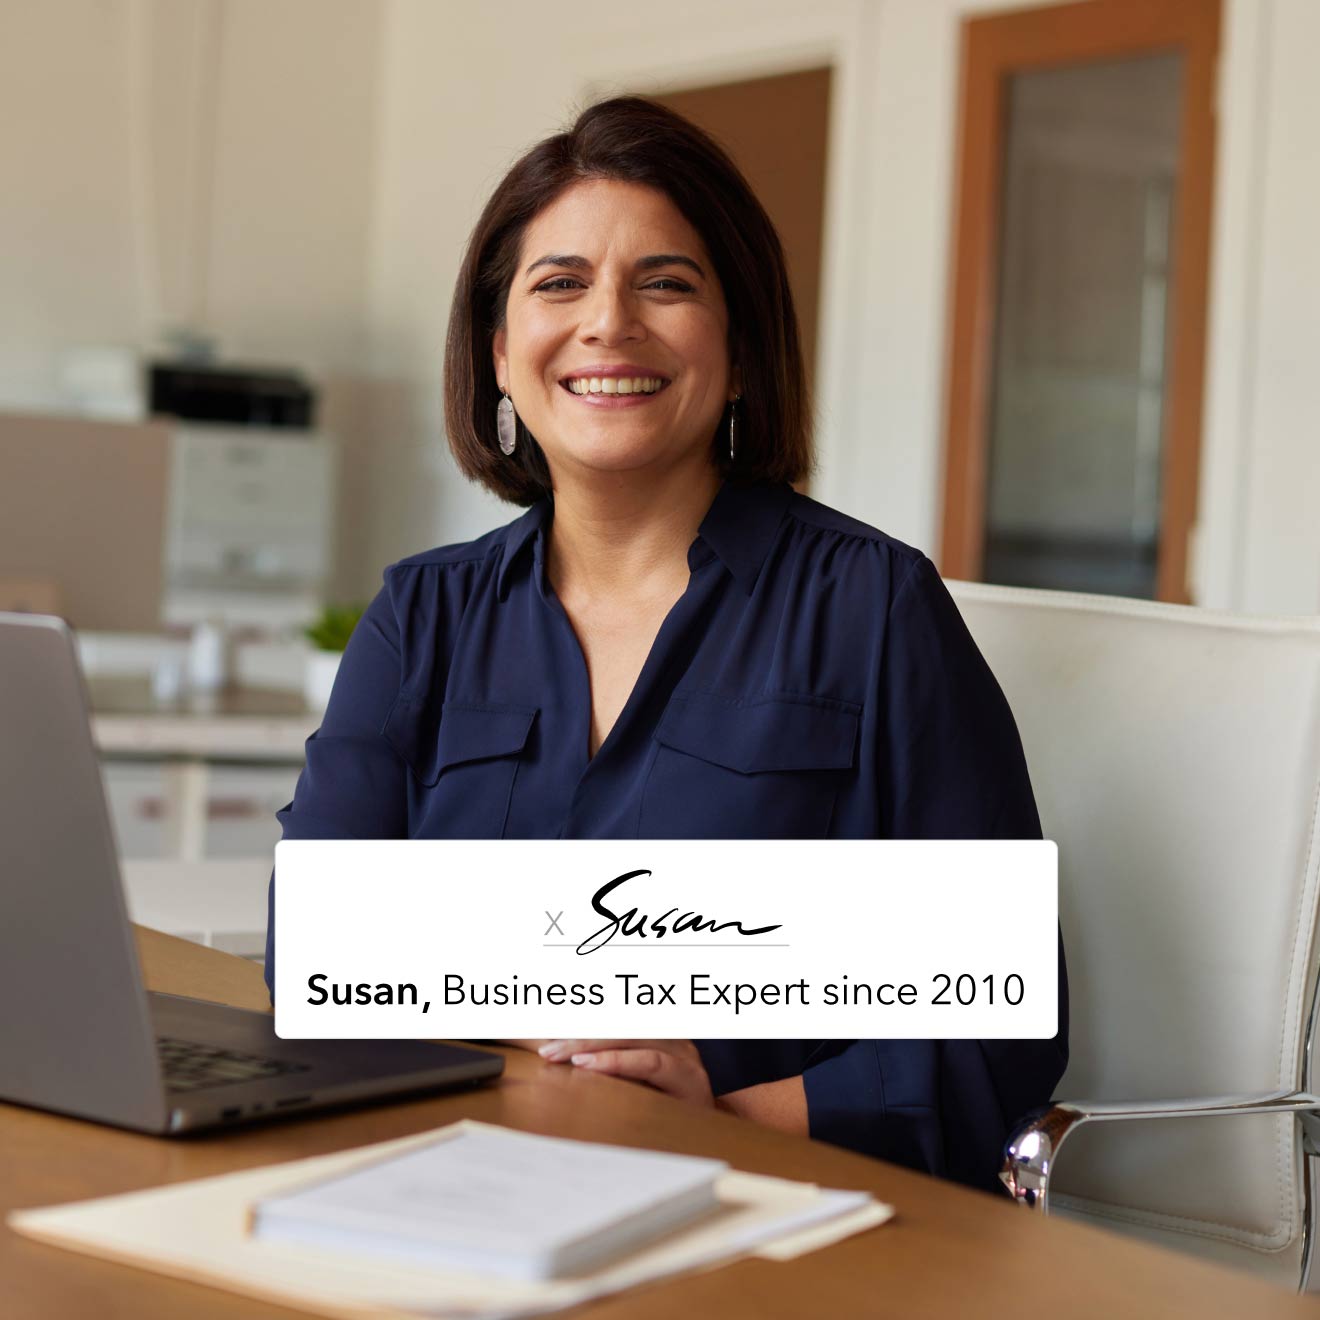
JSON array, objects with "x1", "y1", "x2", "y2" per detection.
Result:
[{"x1": 496, "y1": 478, "x2": 793, "y2": 600}]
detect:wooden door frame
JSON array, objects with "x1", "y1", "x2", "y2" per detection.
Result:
[{"x1": 939, "y1": 0, "x2": 1220, "y2": 602}]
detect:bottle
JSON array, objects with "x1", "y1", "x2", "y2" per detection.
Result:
[{"x1": 188, "y1": 619, "x2": 230, "y2": 692}]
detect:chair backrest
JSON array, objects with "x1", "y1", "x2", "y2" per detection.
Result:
[{"x1": 948, "y1": 580, "x2": 1320, "y2": 1289}]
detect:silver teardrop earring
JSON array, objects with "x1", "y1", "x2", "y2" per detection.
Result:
[
  {"x1": 728, "y1": 394, "x2": 741, "y2": 462},
  {"x1": 496, "y1": 388, "x2": 518, "y2": 456}
]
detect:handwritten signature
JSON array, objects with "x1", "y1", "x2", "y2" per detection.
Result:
[{"x1": 576, "y1": 868, "x2": 782, "y2": 955}]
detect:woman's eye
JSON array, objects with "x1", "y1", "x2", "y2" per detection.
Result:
[{"x1": 532, "y1": 277, "x2": 695, "y2": 294}]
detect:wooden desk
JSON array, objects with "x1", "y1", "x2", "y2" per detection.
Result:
[{"x1": 2, "y1": 930, "x2": 1316, "y2": 1319}]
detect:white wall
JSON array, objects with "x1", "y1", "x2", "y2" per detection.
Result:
[
  {"x1": 203, "y1": 0, "x2": 381, "y2": 370},
  {"x1": 0, "y1": 1, "x2": 143, "y2": 406},
  {"x1": 0, "y1": 0, "x2": 383, "y2": 599},
  {"x1": 1226, "y1": 0, "x2": 1320, "y2": 613},
  {"x1": 0, "y1": 0, "x2": 381, "y2": 397},
  {"x1": 2, "y1": 0, "x2": 1316, "y2": 610}
]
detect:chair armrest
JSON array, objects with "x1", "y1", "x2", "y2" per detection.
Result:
[{"x1": 1001, "y1": 1089, "x2": 1320, "y2": 1211}]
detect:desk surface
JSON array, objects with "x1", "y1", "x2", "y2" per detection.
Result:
[{"x1": 3, "y1": 930, "x2": 1317, "y2": 1320}]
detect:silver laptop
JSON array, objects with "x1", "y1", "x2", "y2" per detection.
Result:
[{"x1": 0, "y1": 612, "x2": 503, "y2": 1134}]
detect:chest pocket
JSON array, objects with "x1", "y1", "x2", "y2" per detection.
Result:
[
  {"x1": 383, "y1": 696, "x2": 537, "y2": 838},
  {"x1": 640, "y1": 691, "x2": 860, "y2": 839}
]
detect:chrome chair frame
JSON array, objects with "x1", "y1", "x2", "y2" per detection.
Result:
[{"x1": 1002, "y1": 874, "x2": 1320, "y2": 1291}]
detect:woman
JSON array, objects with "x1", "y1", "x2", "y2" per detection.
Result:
[{"x1": 265, "y1": 96, "x2": 1067, "y2": 1195}]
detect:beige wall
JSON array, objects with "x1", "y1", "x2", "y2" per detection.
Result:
[
  {"x1": 0, "y1": 413, "x2": 170, "y2": 630},
  {"x1": 1, "y1": 0, "x2": 1316, "y2": 612}
]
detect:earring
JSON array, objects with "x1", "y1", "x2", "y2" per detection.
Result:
[
  {"x1": 496, "y1": 389, "x2": 517, "y2": 457},
  {"x1": 728, "y1": 395, "x2": 741, "y2": 462}
]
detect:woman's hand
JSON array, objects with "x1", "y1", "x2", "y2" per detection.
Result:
[{"x1": 538, "y1": 1039, "x2": 714, "y2": 1107}]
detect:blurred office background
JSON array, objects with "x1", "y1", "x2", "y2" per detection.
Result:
[{"x1": 0, "y1": 0, "x2": 1315, "y2": 949}]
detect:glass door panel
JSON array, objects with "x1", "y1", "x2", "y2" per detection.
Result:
[{"x1": 982, "y1": 52, "x2": 1183, "y2": 597}]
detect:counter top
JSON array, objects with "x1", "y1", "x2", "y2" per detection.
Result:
[{"x1": 90, "y1": 678, "x2": 319, "y2": 760}]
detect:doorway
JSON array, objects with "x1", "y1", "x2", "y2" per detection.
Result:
[{"x1": 940, "y1": 0, "x2": 1220, "y2": 601}]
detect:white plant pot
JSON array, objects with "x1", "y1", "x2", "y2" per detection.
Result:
[{"x1": 304, "y1": 649, "x2": 343, "y2": 713}]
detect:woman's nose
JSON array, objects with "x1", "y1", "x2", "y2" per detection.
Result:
[{"x1": 579, "y1": 283, "x2": 644, "y2": 344}]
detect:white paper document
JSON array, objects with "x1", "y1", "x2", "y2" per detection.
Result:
[{"x1": 253, "y1": 1126, "x2": 727, "y2": 1280}]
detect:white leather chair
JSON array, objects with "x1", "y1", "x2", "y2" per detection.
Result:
[{"x1": 947, "y1": 580, "x2": 1320, "y2": 1291}]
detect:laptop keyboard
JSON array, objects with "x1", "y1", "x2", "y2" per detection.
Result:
[{"x1": 157, "y1": 1036, "x2": 312, "y2": 1093}]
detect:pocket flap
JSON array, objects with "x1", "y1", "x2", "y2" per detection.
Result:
[
  {"x1": 436, "y1": 702, "x2": 538, "y2": 773},
  {"x1": 655, "y1": 691, "x2": 859, "y2": 774},
  {"x1": 383, "y1": 696, "x2": 537, "y2": 785}
]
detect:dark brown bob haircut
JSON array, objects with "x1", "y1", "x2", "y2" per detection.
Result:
[{"x1": 444, "y1": 95, "x2": 813, "y2": 506}]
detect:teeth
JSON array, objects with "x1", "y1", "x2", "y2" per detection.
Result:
[{"x1": 565, "y1": 376, "x2": 666, "y2": 395}]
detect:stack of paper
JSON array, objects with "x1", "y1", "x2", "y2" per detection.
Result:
[
  {"x1": 252, "y1": 1127, "x2": 727, "y2": 1280},
  {"x1": 9, "y1": 1120, "x2": 893, "y2": 1319}
]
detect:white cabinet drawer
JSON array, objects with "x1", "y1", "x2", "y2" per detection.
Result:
[
  {"x1": 100, "y1": 760, "x2": 301, "y2": 861},
  {"x1": 101, "y1": 762, "x2": 170, "y2": 860},
  {"x1": 202, "y1": 765, "x2": 299, "y2": 859}
]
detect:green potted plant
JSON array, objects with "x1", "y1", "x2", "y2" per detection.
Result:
[{"x1": 302, "y1": 603, "x2": 365, "y2": 711}]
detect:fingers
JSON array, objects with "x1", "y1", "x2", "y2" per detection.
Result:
[
  {"x1": 539, "y1": 1039, "x2": 712, "y2": 1105},
  {"x1": 573, "y1": 1048, "x2": 673, "y2": 1084},
  {"x1": 537, "y1": 1038, "x2": 698, "y2": 1064}
]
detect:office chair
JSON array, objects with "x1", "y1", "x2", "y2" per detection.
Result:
[{"x1": 948, "y1": 580, "x2": 1320, "y2": 1291}]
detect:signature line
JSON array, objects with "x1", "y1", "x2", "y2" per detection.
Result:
[{"x1": 541, "y1": 943, "x2": 791, "y2": 948}]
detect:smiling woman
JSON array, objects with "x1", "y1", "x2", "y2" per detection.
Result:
[
  {"x1": 443, "y1": 97, "x2": 808, "y2": 503},
  {"x1": 265, "y1": 96, "x2": 1068, "y2": 1197},
  {"x1": 491, "y1": 175, "x2": 737, "y2": 486}
]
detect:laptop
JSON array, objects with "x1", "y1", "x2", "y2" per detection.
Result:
[{"x1": 0, "y1": 612, "x2": 503, "y2": 1134}]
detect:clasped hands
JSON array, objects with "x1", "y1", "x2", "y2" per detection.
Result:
[{"x1": 498, "y1": 1038, "x2": 713, "y2": 1107}]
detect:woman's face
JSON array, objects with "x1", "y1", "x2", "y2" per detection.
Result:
[{"x1": 492, "y1": 178, "x2": 738, "y2": 483}]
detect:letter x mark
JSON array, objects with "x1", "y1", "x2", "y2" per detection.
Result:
[{"x1": 544, "y1": 911, "x2": 564, "y2": 937}]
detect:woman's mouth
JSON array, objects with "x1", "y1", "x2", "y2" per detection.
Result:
[{"x1": 559, "y1": 374, "x2": 671, "y2": 398}]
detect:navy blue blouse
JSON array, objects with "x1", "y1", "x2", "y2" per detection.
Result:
[{"x1": 265, "y1": 478, "x2": 1067, "y2": 1193}]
